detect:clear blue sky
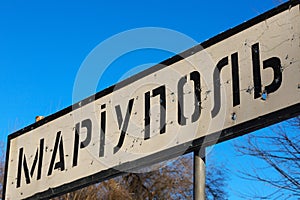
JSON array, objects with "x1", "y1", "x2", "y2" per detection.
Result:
[{"x1": 0, "y1": 0, "x2": 290, "y2": 198}]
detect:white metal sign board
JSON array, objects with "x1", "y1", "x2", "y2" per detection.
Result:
[{"x1": 3, "y1": 1, "x2": 300, "y2": 199}]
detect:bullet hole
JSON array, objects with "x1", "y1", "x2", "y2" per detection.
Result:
[
  {"x1": 280, "y1": 66, "x2": 284, "y2": 72},
  {"x1": 298, "y1": 84, "x2": 300, "y2": 89},
  {"x1": 261, "y1": 91, "x2": 268, "y2": 101},
  {"x1": 231, "y1": 113, "x2": 237, "y2": 121},
  {"x1": 246, "y1": 86, "x2": 253, "y2": 94}
]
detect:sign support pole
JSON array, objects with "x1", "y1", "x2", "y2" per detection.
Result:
[{"x1": 193, "y1": 148, "x2": 206, "y2": 200}]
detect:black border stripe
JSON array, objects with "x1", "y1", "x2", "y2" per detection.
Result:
[{"x1": 3, "y1": 0, "x2": 300, "y2": 199}]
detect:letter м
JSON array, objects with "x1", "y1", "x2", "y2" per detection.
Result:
[{"x1": 16, "y1": 138, "x2": 44, "y2": 188}]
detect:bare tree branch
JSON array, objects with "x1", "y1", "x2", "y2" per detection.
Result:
[{"x1": 235, "y1": 116, "x2": 300, "y2": 198}]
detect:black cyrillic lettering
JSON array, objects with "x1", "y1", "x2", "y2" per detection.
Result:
[
  {"x1": 252, "y1": 43, "x2": 262, "y2": 99},
  {"x1": 114, "y1": 98, "x2": 134, "y2": 153},
  {"x1": 211, "y1": 57, "x2": 228, "y2": 118},
  {"x1": 144, "y1": 85, "x2": 166, "y2": 140},
  {"x1": 48, "y1": 131, "x2": 65, "y2": 176},
  {"x1": 99, "y1": 104, "x2": 106, "y2": 157},
  {"x1": 16, "y1": 139, "x2": 44, "y2": 188},
  {"x1": 72, "y1": 119, "x2": 92, "y2": 167},
  {"x1": 231, "y1": 52, "x2": 240, "y2": 107},
  {"x1": 263, "y1": 57, "x2": 282, "y2": 94},
  {"x1": 144, "y1": 91, "x2": 151, "y2": 140},
  {"x1": 190, "y1": 71, "x2": 201, "y2": 123},
  {"x1": 80, "y1": 119, "x2": 92, "y2": 148},
  {"x1": 152, "y1": 85, "x2": 166, "y2": 134},
  {"x1": 178, "y1": 75, "x2": 187, "y2": 125},
  {"x1": 72, "y1": 123, "x2": 80, "y2": 167},
  {"x1": 178, "y1": 71, "x2": 201, "y2": 125}
]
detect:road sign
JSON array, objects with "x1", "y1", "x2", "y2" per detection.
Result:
[{"x1": 3, "y1": 1, "x2": 300, "y2": 199}]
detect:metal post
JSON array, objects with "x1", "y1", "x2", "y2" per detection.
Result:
[{"x1": 193, "y1": 148, "x2": 206, "y2": 200}]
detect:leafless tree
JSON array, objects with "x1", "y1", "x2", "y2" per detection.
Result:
[
  {"x1": 52, "y1": 153, "x2": 227, "y2": 199},
  {"x1": 121, "y1": 155, "x2": 194, "y2": 199},
  {"x1": 53, "y1": 179, "x2": 133, "y2": 200},
  {"x1": 206, "y1": 162, "x2": 228, "y2": 200},
  {"x1": 235, "y1": 116, "x2": 300, "y2": 199}
]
